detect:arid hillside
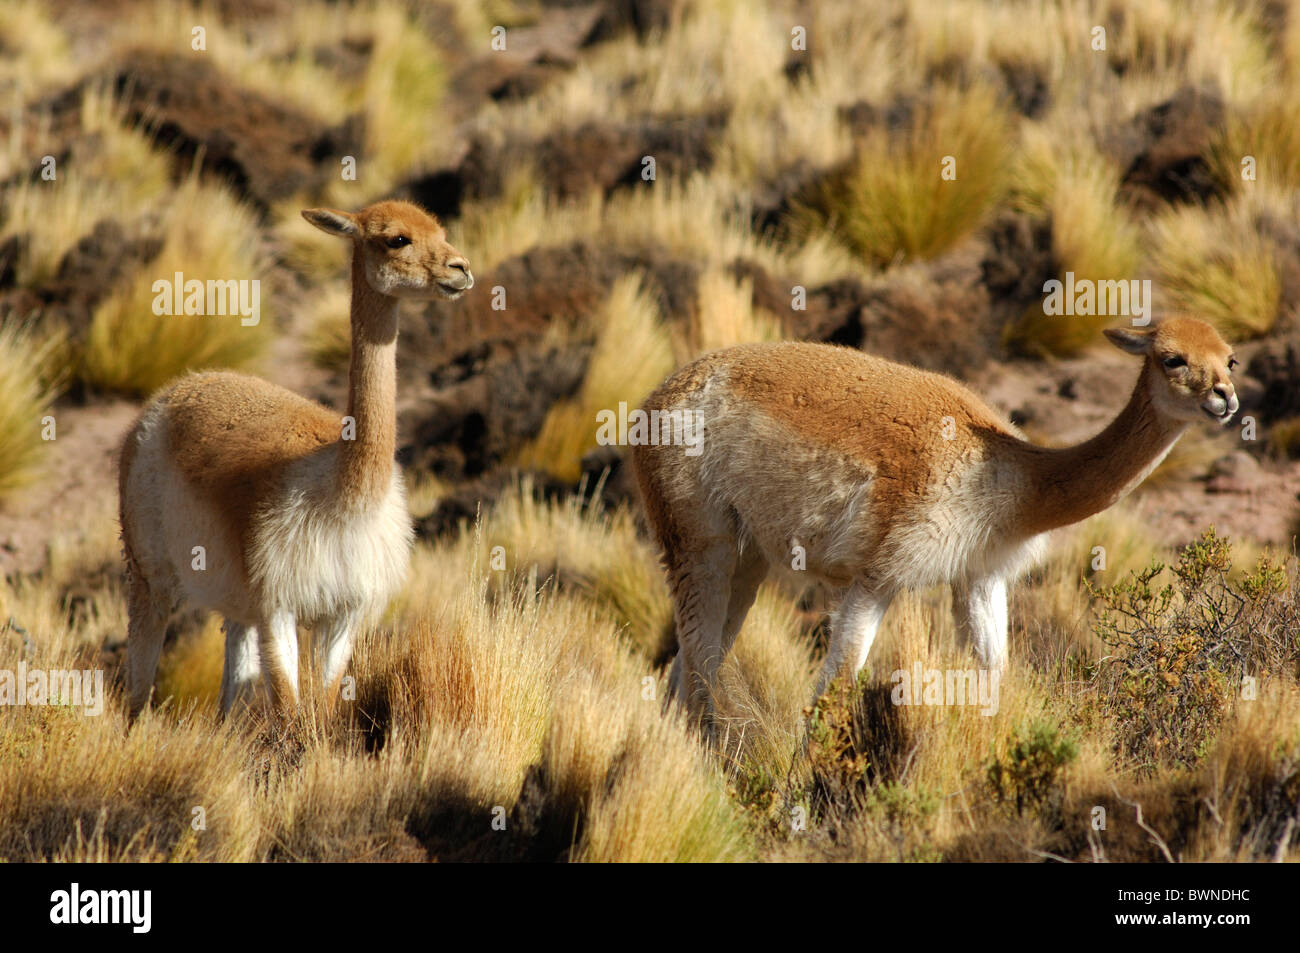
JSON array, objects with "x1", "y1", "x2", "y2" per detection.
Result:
[{"x1": 0, "y1": 0, "x2": 1297, "y2": 863}]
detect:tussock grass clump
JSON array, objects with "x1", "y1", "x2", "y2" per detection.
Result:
[
  {"x1": 0, "y1": 321, "x2": 59, "y2": 502},
  {"x1": 0, "y1": 706, "x2": 258, "y2": 862},
  {"x1": 796, "y1": 85, "x2": 1014, "y2": 266},
  {"x1": 715, "y1": 586, "x2": 814, "y2": 785},
  {"x1": 303, "y1": 281, "x2": 352, "y2": 371},
  {"x1": 361, "y1": 535, "x2": 749, "y2": 862},
  {"x1": 423, "y1": 481, "x2": 674, "y2": 663},
  {"x1": 80, "y1": 175, "x2": 273, "y2": 396},
  {"x1": 1266, "y1": 416, "x2": 1300, "y2": 461},
  {"x1": 1147, "y1": 199, "x2": 1280, "y2": 341},
  {"x1": 679, "y1": 267, "x2": 784, "y2": 362},
  {"x1": 1211, "y1": 94, "x2": 1300, "y2": 194},
  {"x1": 0, "y1": 0, "x2": 73, "y2": 98},
  {"x1": 0, "y1": 88, "x2": 171, "y2": 287},
  {"x1": 574, "y1": 714, "x2": 750, "y2": 862},
  {"x1": 154, "y1": 616, "x2": 225, "y2": 712},
  {"x1": 1004, "y1": 132, "x2": 1143, "y2": 355},
  {"x1": 0, "y1": 176, "x2": 136, "y2": 290},
  {"x1": 274, "y1": 200, "x2": 350, "y2": 284}
]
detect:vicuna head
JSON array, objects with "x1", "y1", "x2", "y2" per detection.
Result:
[
  {"x1": 302, "y1": 200, "x2": 474, "y2": 300},
  {"x1": 1103, "y1": 316, "x2": 1239, "y2": 425}
]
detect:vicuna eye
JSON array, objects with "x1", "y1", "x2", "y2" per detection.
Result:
[
  {"x1": 386, "y1": 235, "x2": 410, "y2": 249},
  {"x1": 1162, "y1": 356, "x2": 1187, "y2": 369},
  {"x1": 1228, "y1": 357, "x2": 1239, "y2": 371}
]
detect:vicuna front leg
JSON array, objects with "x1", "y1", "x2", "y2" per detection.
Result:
[
  {"x1": 219, "y1": 621, "x2": 263, "y2": 717},
  {"x1": 257, "y1": 609, "x2": 300, "y2": 713},
  {"x1": 813, "y1": 583, "x2": 892, "y2": 700},
  {"x1": 953, "y1": 575, "x2": 1008, "y2": 670},
  {"x1": 314, "y1": 609, "x2": 361, "y2": 706}
]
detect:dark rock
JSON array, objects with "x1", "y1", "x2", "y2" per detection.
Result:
[
  {"x1": 750, "y1": 158, "x2": 844, "y2": 235},
  {"x1": 580, "y1": 442, "x2": 635, "y2": 508},
  {"x1": 1246, "y1": 337, "x2": 1300, "y2": 424},
  {"x1": 980, "y1": 211, "x2": 1056, "y2": 321},
  {"x1": 995, "y1": 59, "x2": 1050, "y2": 119},
  {"x1": 402, "y1": 343, "x2": 590, "y2": 480},
  {"x1": 404, "y1": 110, "x2": 728, "y2": 217},
  {"x1": 581, "y1": 0, "x2": 678, "y2": 45},
  {"x1": 0, "y1": 233, "x2": 27, "y2": 288},
  {"x1": 110, "y1": 53, "x2": 361, "y2": 211},
  {"x1": 732, "y1": 252, "x2": 996, "y2": 378},
  {"x1": 1108, "y1": 85, "x2": 1227, "y2": 209}
]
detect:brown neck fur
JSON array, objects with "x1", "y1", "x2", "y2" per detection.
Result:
[
  {"x1": 1015, "y1": 362, "x2": 1187, "y2": 535},
  {"x1": 340, "y1": 247, "x2": 398, "y2": 505}
]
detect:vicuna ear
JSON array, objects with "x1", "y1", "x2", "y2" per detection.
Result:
[
  {"x1": 1103, "y1": 326, "x2": 1154, "y2": 355},
  {"x1": 302, "y1": 208, "x2": 359, "y2": 238}
]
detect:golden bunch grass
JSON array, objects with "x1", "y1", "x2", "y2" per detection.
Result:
[
  {"x1": 795, "y1": 84, "x2": 1014, "y2": 267},
  {"x1": 0, "y1": 321, "x2": 60, "y2": 502},
  {"x1": 1004, "y1": 128, "x2": 1143, "y2": 356},
  {"x1": 1147, "y1": 197, "x2": 1280, "y2": 341},
  {"x1": 511, "y1": 274, "x2": 675, "y2": 483},
  {"x1": 80, "y1": 173, "x2": 274, "y2": 396}
]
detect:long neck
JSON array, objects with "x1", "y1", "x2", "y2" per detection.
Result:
[
  {"x1": 339, "y1": 248, "x2": 399, "y2": 505},
  {"x1": 1013, "y1": 364, "x2": 1187, "y2": 536}
]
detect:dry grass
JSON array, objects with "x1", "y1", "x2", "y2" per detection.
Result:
[
  {"x1": 79, "y1": 173, "x2": 274, "y2": 396},
  {"x1": 1004, "y1": 128, "x2": 1143, "y2": 355},
  {"x1": 2, "y1": 0, "x2": 1297, "y2": 865},
  {"x1": 2, "y1": 477, "x2": 1296, "y2": 862},
  {"x1": 511, "y1": 274, "x2": 675, "y2": 482},
  {"x1": 0, "y1": 0, "x2": 74, "y2": 101},
  {"x1": 0, "y1": 321, "x2": 60, "y2": 502},
  {"x1": 680, "y1": 267, "x2": 785, "y2": 360},
  {"x1": 0, "y1": 488, "x2": 750, "y2": 862},
  {"x1": 302, "y1": 280, "x2": 352, "y2": 371},
  {"x1": 794, "y1": 84, "x2": 1014, "y2": 267},
  {"x1": 0, "y1": 87, "x2": 171, "y2": 286},
  {"x1": 1, "y1": 176, "x2": 135, "y2": 291},
  {"x1": 1211, "y1": 89, "x2": 1300, "y2": 194},
  {"x1": 1147, "y1": 197, "x2": 1281, "y2": 341}
]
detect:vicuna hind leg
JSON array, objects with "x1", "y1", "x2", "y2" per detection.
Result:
[
  {"x1": 220, "y1": 620, "x2": 263, "y2": 717},
  {"x1": 812, "y1": 583, "x2": 893, "y2": 702},
  {"x1": 125, "y1": 566, "x2": 174, "y2": 720},
  {"x1": 666, "y1": 540, "x2": 744, "y2": 738},
  {"x1": 953, "y1": 575, "x2": 1008, "y2": 670},
  {"x1": 668, "y1": 543, "x2": 767, "y2": 709}
]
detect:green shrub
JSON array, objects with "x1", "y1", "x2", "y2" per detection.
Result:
[
  {"x1": 1088, "y1": 528, "x2": 1299, "y2": 771},
  {"x1": 987, "y1": 720, "x2": 1078, "y2": 816}
]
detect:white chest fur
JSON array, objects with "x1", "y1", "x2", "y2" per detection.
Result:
[{"x1": 247, "y1": 450, "x2": 413, "y2": 625}]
